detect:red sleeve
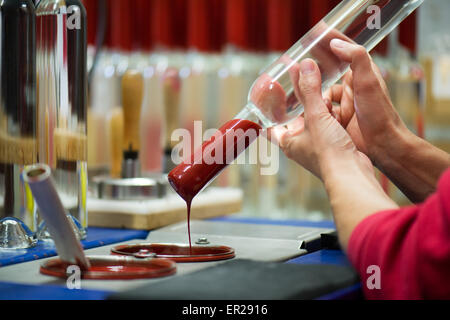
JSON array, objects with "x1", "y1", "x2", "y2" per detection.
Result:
[{"x1": 347, "y1": 168, "x2": 450, "y2": 300}]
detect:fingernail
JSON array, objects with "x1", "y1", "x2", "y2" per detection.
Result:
[
  {"x1": 331, "y1": 39, "x2": 346, "y2": 49},
  {"x1": 300, "y1": 59, "x2": 315, "y2": 75}
]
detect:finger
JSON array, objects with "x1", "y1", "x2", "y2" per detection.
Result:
[
  {"x1": 330, "y1": 39, "x2": 390, "y2": 119},
  {"x1": 330, "y1": 84, "x2": 343, "y2": 103},
  {"x1": 340, "y1": 83, "x2": 355, "y2": 127},
  {"x1": 347, "y1": 115, "x2": 368, "y2": 155},
  {"x1": 330, "y1": 39, "x2": 373, "y2": 75},
  {"x1": 278, "y1": 127, "x2": 308, "y2": 163},
  {"x1": 324, "y1": 98, "x2": 333, "y2": 113},
  {"x1": 265, "y1": 125, "x2": 287, "y2": 146},
  {"x1": 329, "y1": 39, "x2": 383, "y2": 97},
  {"x1": 332, "y1": 106, "x2": 342, "y2": 123},
  {"x1": 266, "y1": 115, "x2": 305, "y2": 146},
  {"x1": 323, "y1": 88, "x2": 332, "y2": 103},
  {"x1": 298, "y1": 59, "x2": 328, "y2": 119},
  {"x1": 342, "y1": 70, "x2": 353, "y2": 87},
  {"x1": 286, "y1": 114, "x2": 305, "y2": 134},
  {"x1": 334, "y1": 70, "x2": 354, "y2": 127},
  {"x1": 324, "y1": 85, "x2": 343, "y2": 104}
]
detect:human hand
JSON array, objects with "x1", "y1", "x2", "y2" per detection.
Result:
[
  {"x1": 327, "y1": 39, "x2": 409, "y2": 164},
  {"x1": 272, "y1": 58, "x2": 373, "y2": 180},
  {"x1": 271, "y1": 58, "x2": 399, "y2": 252}
]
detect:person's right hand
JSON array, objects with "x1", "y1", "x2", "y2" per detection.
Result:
[{"x1": 327, "y1": 39, "x2": 410, "y2": 166}]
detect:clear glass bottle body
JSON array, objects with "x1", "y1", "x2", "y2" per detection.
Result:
[
  {"x1": 241, "y1": 0, "x2": 425, "y2": 128},
  {"x1": 0, "y1": 0, "x2": 37, "y2": 233},
  {"x1": 36, "y1": 0, "x2": 88, "y2": 235}
]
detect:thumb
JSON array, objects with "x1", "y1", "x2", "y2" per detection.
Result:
[{"x1": 298, "y1": 59, "x2": 328, "y2": 120}]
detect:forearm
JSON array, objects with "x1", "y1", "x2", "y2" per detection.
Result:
[
  {"x1": 372, "y1": 126, "x2": 450, "y2": 203},
  {"x1": 322, "y1": 154, "x2": 399, "y2": 252}
]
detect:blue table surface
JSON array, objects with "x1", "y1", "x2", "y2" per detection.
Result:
[
  {"x1": 0, "y1": 216, "x2": 360, "y2": 300},
  {"x1": 0, "y1": 227, "x2": 149, "y2": 267}
]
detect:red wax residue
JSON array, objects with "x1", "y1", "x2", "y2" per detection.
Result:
[
  {"x1": 40, "y1": 257, "x2": 177, "y2": 280},
  {"x1": 112, "y1": 243, "x2": 236, "y2": 263},
  {"x1": 88, "y1": 265, "x2": 150, "y2": 273},
  {"x1": 168, "y1": 119, "x2": 262, "y2": 251}
]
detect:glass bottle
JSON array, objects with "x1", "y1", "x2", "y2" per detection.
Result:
[
  {"x1": 36, "y1": 0, "x2": 87, "y2": 239},
  {"x1": 0, "y1": 0, "x2": 37, "y2": 248},
  {"x1": 168, "y1": 0, "x2": 426, "y2": 203},
  {"x1": 241, "y1": 0, "x2": 425, "y2": 128}
]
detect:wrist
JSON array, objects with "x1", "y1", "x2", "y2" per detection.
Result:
[
  {"x1": 369, "y1": 123, "x2": 415, "y2": 171},
  {"x1": 321, "y1": 151, "x2": 399, "y2": 252},
  {"x1": 320, "y1": 150, "x2": 373, "y2": 185}
]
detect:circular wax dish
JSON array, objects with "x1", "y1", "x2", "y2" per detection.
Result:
[
  {"x1": 111, "y1": 243, "x2": 236, "y2": 263},
  {"x1": 40, "y1": 255, "x2": 176, "y2": 280}
]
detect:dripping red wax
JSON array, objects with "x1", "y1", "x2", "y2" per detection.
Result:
[{"x1": 168, "y1": 118, "x2": 262, "y2": 252}]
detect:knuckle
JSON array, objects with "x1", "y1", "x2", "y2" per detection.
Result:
[
  {"x1": 281, "y1": 141, "x2": 294, "y2": 160},
  {"x1": 280, "y1": 136, "x2": 296, "y2": 160},
  {"x1": 356, "y1": 74, "x2": 379, "y2": 93},
  {"x1": 299, "y1": 78, "x2": 320, "y2": 98},
  {"x1": 353, "y1": 45, "x2": 368, "y2": 60},
  {"x1": 315, "y1": 111, "x2": 331, "y2": 123}
]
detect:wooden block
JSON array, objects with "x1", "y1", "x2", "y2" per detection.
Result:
[{"x1": 87, "y1": 187, "x2": 242, "y2": 230}]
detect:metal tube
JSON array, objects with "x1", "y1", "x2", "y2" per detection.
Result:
[{"x1": 23, "y1": 164, "x2": 90, "y2": 270}]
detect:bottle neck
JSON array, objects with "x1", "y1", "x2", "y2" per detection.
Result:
[{"x1": 234, "y1": 103, "x2": 274, "y2": 129}]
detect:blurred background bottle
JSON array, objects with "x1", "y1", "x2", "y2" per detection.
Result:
[
  {"x1": 419, "y1": 0, "x2": 450, "y2": 153},
  {"x1": 0, "y1": 0, "x2": 37, "y2": 248},
  {"x1": 36, "y1": 0, "x2": 87, "y2": 238}
]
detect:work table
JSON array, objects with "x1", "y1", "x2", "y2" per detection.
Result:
[{"x1": 0, "y1": 216, "x2": 361, "y2": 300}]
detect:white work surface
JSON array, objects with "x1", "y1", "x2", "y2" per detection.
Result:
[{"x1": 0, "y1": 220, "x2": 333, "y2": 293}]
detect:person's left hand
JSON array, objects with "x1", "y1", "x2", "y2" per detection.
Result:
[{"x1": 270, "y1": 59, "x2": 372, "y2": 180}]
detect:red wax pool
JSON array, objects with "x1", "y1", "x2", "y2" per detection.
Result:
[
  {"x1": 111, "y1": 243, "x2": 236, "y2": 263},
  {"x1": 168, "y1": 118, "x2": 262, "y2": 250},
  {"x1": 40, "y1": 256, "x2": 177, "y2": 280}
]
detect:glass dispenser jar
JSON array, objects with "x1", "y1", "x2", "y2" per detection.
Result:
[
  {"x1": 36, "y1": 0, "x2": 87, "y2": 239},
  {"x1": 0, "y1": 0, "x2": 37, "y2": 249}
]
